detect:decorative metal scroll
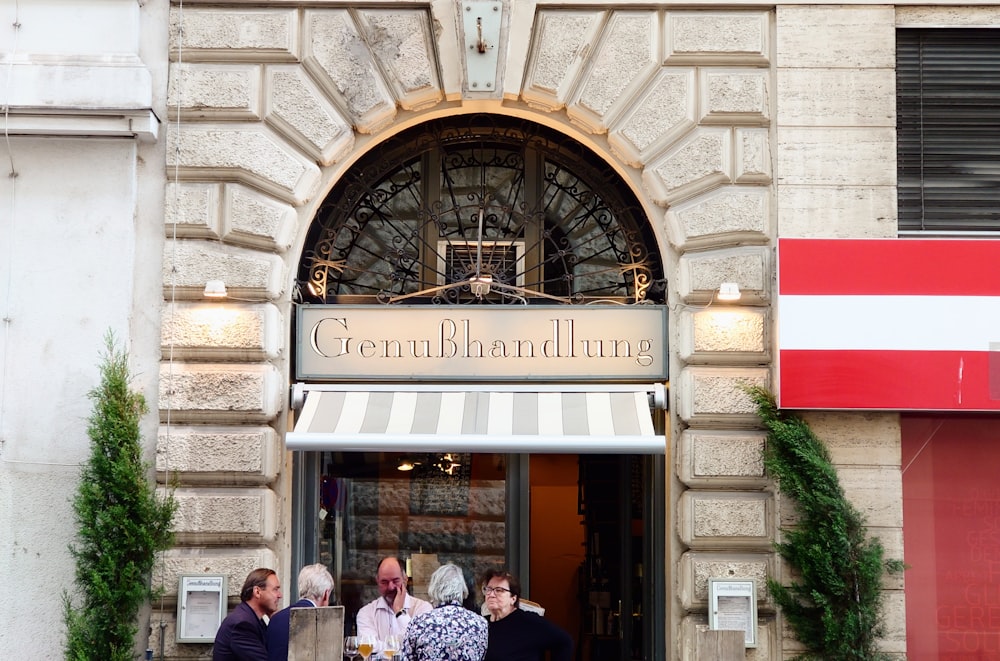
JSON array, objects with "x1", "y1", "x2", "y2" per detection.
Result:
[{"x1": 299, "y1": 115, "x2": 663, "y2": 305}]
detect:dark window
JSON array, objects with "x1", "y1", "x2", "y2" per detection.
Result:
[
  {"x1": 897, "y1": 29, "x2": 1000, "y2": 232},
  {"x1": 298, "y1": 114, "x2": 663, "y2": 305}
]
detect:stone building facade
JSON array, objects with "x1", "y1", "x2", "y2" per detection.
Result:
[{"x1": 4, "y1": 1, "x2": 999, "y2": 660}]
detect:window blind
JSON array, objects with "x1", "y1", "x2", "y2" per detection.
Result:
[{"x1": 897, "y1": 29, "x2": 1000, "y2": 232}]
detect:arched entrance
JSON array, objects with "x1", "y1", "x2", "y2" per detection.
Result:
[
  {"x1": 299, "y1": 114, "x2": 663, "y2": 306},
  {"x1": 291, "y1": 113, "x2": 667, "y2": 661}
]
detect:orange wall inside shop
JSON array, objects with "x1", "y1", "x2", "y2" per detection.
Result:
[{"x1": 529, "y1": 454, "x2": 584, "y2": 640}]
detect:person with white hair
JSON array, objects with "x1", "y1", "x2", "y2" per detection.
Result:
[
  {"x1": 402, "y1": 564, "x2": 488, "y2": 661},
  {"x1": 266, "y1": 563, "x2": 335, "y2": 661}
]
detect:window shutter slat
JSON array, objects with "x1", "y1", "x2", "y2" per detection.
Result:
[{"x1": 897, "y1": 29, "x2": 1000, "y2": 231}]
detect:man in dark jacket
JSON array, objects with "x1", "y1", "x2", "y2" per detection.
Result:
[
  {"x1": 266, "y1": 564, "x2": 335, "y2": 661},
  {"x1": 214, "y1": 568, "x2": 283, "y2": 661}
]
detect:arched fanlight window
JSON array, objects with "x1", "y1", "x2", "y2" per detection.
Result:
[{"x1": 300, "y1": 114, "x2": 664, "y2": 305}]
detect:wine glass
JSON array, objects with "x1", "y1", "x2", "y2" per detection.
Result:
[
  {"x1": 357, "y1": 633, "x2": 377, "y2": 661},
  {"x1": 344, "y1": 636, "x2": 360, "y2": 661},
  {"x1": 382, "y1": 634, "x2": 403, "y2": 661}
]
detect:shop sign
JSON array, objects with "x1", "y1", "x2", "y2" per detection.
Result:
[{"x1": 296, "y1": 305, "x2": 667, "y2": 381}]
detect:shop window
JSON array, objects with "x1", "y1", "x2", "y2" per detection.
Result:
[{"x1": 897, "y1": 29, "x2": 1000, "y2": 233}]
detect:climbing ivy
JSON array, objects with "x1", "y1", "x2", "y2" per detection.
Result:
[
  {"x1": 746, "y1": 386, "x2": 905, "y2": 660},
  {"x1": 63, "y1": 332, "x2": 176, "y2": 661}
]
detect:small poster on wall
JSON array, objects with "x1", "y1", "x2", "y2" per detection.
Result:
[
  {"x1": 708, "y1": 578, "x2": 757, "y2": 648},
  {"x1": 177, "y1": 575, "x2": 228, "y2": 643}
]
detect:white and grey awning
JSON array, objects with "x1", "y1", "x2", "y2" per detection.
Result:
[{"x1": 287, "y1": 384, "x2": 667, "y2": 454}]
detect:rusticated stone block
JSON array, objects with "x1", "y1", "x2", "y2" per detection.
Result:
[
  {"x1": 776, "y1": 185, "x2": 897, "y2": 238},
  {"x1": 675, "y1": 366, "x2": 769, "y2": 427},
  {"x1": 608, "y1": 69, "x2": 696, "y2": 168},
  {"x1": 223, "y1": 184, "x2": 298, "y2": 252},
  {"x1": 157, "y1": 362, "x2": 283, "y2": 424},
  {"x1": 665, "y1": 11, "x2": 770, "y2": 65},
  {"x1": 700, "y1": 68, "x2": 770, "y2": 124},
  {"x1": 567, "y1": 11, "x2": 658, "y2": 133},
  {"x1": 170, "y1": 8, "x2": 299, "y2": 62},
  {"x1": 881, "y1": 589, "x2": 907, "y2": 653},
  {"x1": 161, "y1": 302, "x2": 282, "y2": 361},
  {"x1": 264, "y1": 66, "x2": 354, "y2": 167},
  {"x1": 665, "y1": 185, "x2": 769, "y2": 250},
  {"x1": 168, "y1": 63, "x2": 261, "y2": 120},
  {"x1": 676, "y1": 245, "x2": 770, "y2": 305},
  {"x1": 156, "y1": 424, "x2": 280, "y2": 483},
  {"x1": 777, "y1": 127, "x2": 895, "y2": 187},
  {"x1": 837, "y1": 466, "x2": 903, "y2": 529},
  {"x1": 678, "y1": 490, "x2": 773, "y2": 549},
  {"x1": 162, "y1": 239, "x2": 286, "y2": 300},
  {"x1": 467, "y1": 480, "x2": 507, "y2": 518},
  {"x1": 169, "y1": 487, "x2": 278, "y2": 544},
  {"x1": 356, "y1": 9, "x2": 443, "y2": 111},
  {"x1": 643, "y1": 128, "x2": 731, "y2": 206},
  {"x1": 303, "y1": 9, "x2": 397, "y2": 134},
  {"x1": 167, "y1": 123, "x2": 321, "y2": 204},
  {"x1": 678, "y1": 550, "x2": 773, "y2": 610},
  {"x1": 777, "y1": 68, "x2": 894, "y2": 128},
  {"x1": 799, "y1": 411, "x2": 900, "y2": 466},
  {"x1": 776, "y1": 6, "x2": 894, "y2": 69},
  {"x1": 679, "y1": 614, "x2": 776, "y2": 661},
  {"x1": 521, "y1": 10, "x2": 604, "y2": 111},
  {"x1": 897, "y1": 6, "x2": 1000, "y2": 26},
  {"x1": 678, "y1": 306, "x2": 768, "y2": 364},
  {"x1": 148, "y1": 611, "x2": 214, "y2": 659},
  {"x1": 678, "y1": 429, "x2": 767, "y2": 488},
  {"x1": 152, "y1": 546, "x2": 280, "y2": 601},
  {"x1": 736, "y1": 128, "x2": 771, "y2": 183},
  {"x1": 165, "y1": 182, "x2": 222, "y2": 239}
]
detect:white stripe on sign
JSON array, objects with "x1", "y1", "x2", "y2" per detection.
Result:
[
  {"x1": 585, "y1": 392, "x2": 616, "y2": 436},
  {"x1": 536, "y1": 392, "x2": 563, "y2": 436},
  {"x1": 337, "y1": 391, "x2": 370, "y2": 433},
  {"x1": 437, "y1": 392, "x2": 466, "y2": 435},
  {"x1": 779, "y1": 295, "x2": 1000, "y2": 351},
  {"x1": 385, "y1": 391, "x2": 418, "y2": 434},
  {"x1": 486, "y1": 392, "x2": 514, "y2": 435}
]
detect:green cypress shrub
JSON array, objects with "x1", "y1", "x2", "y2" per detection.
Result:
[
  {"x1": 746, "y1": 386, "x2": 905, "y2": 660},
  {"x1": 63, "y1": 332, "x2": 176, "y2": 661}
]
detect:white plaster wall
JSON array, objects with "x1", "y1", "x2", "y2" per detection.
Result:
[
  {"x1": 0, "y1": 0, "x2": 167, "y2": 658},
  {"x1": 0, "y1": 138, "x2": 152, "y2": 658}
]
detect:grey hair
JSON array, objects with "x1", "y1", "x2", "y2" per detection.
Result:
[
  {"x1": 298, "y1": 563, "x2": 335, "y2": 601},
  {"x1": 427, "y1": 564, "x2": 468, "y2": 606}
]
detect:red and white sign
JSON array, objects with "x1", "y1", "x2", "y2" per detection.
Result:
[{"x1": 778, "y1": 238, "x2": 1000, "y2": 410}]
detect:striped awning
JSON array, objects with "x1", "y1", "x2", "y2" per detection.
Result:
[{"x1": 287, "y1": 385, "x2": 666, "y2": 454}]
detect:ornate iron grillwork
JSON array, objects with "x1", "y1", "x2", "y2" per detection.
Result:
[{"x1": 300, "y1": 114, "x2": 663, "y2": 305}]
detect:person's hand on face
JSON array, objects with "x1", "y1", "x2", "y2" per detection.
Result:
[
  {"x1": 377, "y1": 559, "x2": 408, "y2": 612},
  {"x1": 392, "y1": 581, "x2": 407, "y2": 614}
]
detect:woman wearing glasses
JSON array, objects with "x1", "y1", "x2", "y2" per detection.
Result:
[{"x1": 480, "y1": 569, "x2": 573, "y2": 661}]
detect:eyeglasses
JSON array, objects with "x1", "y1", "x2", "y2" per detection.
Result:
[{"x1": 482, "y1": 586, "x2": 511, "y2": 596}]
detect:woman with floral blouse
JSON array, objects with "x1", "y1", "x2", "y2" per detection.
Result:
[{"x1": 402, "y1": 564, "x2": 488, "y2": 661}]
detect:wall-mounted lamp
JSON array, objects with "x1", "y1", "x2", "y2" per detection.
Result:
[
  {"x1": 397, "y1": 457, "x2": 418, "y2": 472},
  {"x1": 203, "y1": 280, "x2": 228, "y2": 298},
  {"x1": 717, "y1": 282, "x2": 741, "y2": 302}
]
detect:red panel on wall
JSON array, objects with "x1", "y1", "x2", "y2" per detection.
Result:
[
  {"x1": 778, "y1": 238, "x2": 1000, "y2": 411},
  {"x1": 902, "y1": 416, "x2": 1000, "y2": 658}
]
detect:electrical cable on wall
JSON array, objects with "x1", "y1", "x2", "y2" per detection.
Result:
[
  {"x1": 0, "y1": 2, "x2": 21, "y2": 453},
  {"x1": 157, "y1": 1, "x2": 185, "y2": 658}
]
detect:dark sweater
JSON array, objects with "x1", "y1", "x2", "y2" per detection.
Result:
[{"x1": 483, "y1": 607, "x2": 573, "y2": 661}]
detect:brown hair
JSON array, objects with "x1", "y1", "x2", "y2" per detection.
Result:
[
  {"x1": 481, "y1": 568, "x2": 521, "y2": 600},
  {"x1": 240, "y1": 567, "x2": 277, "y2": 602}
]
